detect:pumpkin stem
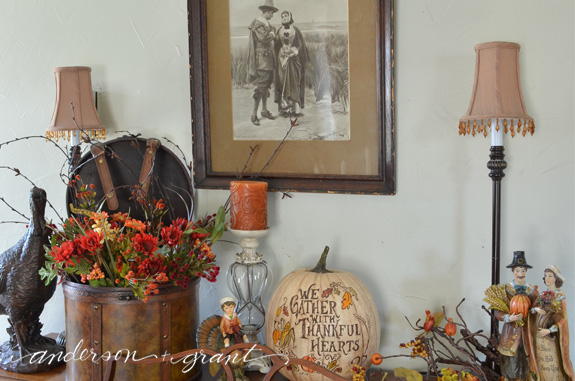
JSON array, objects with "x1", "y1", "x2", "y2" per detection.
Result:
[{"x1": 310, "y1": 246, "x2": 332, "y2": 273}]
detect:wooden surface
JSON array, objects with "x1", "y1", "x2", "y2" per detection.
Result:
[
  {"x1": 0, "y1": 366, "x2": 404, "y2": 381},
  {"x1": 0, "y1": 366, "x2": 65, "y2": 381}
]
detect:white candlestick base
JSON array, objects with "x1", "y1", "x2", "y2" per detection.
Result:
[{"x1": 228, "y1": 228, "x2": 270, "y2": 263}]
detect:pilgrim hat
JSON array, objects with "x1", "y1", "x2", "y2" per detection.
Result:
[
  {"x1": 506, "y1": 251, "x2": 532, "y2": 269},
  {"x1": 545, "y1": 265, "x2": 565, "y2": 282},
  {"x1": 258, "y1": 0, "x2": 279, "y2": 12}
]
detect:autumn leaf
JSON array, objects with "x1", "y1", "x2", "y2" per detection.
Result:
[
  {"x1": 432, "y1": 311, "x2": 445, "y2": 327},
  {"x1": 276, "y1": 307, "x2": 282, "y2": 317},
  {"x1": 342, "y1": 291, "x2": 353, "y2": 309},
  {"x1": 322, "y1": 288, "x2": 333, "y2": 298},
  {"x1": 394, "y1": 367, "x2": 423, "y2": 381},
  {"x1": 349, "y1": 287, "x2": 358, "y2": 299}
]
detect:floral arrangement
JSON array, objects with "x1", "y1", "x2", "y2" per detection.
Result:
[
  {"x1": 40, "y1": 176, "x2": 226, "y2": 301},
  {"x1": 535, "y1": 290, "x2": 561, "y2": 313}
]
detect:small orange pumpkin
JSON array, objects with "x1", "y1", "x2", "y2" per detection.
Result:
[
  {"x1": 509, "y1": 294, "x2": 531, "y2": 316},
  {"x1": 445, "y1": 318, "x2": 456, "y2": 337},
  {"x1": 301, "y1": 356, "x2": 316, "y2": 373}
]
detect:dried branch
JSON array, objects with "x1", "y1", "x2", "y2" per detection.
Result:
[
  {"x1": 162, "y1": 136, "x2": 189, "y2": 171},
  {"x1": 0, "y1": 166, "x2": 64, "y2": 222},
  {"x1": 255, "y1": 116, "x2": 297, "y2": 178},
  {"x1": 237, "y1": 145, "x2": 258, "y2": 180},
  {"x1": 0, "y1": 135, "x2": 68, "y2": 158},
  {"x1": 0, "y1": 197, "x2": 29, "y2": 221},
  {"x1": 229, "y1": 116, "x2": 297, "y2": 203},
  {"x1": 114, "y1": 130, "x2": 141, "y2": 138},
  {"x1": 378, "y1": 299, "x2": 502, "y2": 381}
]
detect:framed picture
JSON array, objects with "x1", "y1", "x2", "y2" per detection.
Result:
[{"x1": 188, "y1": 0, "x2": 394, "y2": 194}]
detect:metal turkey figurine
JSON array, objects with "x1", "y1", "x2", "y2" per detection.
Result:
[{"x1": 0, "y1": 187, "x2": 64, "y2": 373}]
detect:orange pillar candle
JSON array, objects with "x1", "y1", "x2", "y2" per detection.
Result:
[{"x1": 230, "y1": 181, "x2": 268, "y2": 230}]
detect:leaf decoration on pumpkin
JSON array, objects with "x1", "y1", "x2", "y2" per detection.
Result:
[
  {"x1": 349, "y1": 287, "x2": 358, "y2": 300},
  {"x1": 276, "y1": 307, "x2": 282, "y2": 317},
  {"x1": 322, "y1": 288, "x2": 333, "y2": 298},
  {"x1": 342, "y1": 291, "x2": 353, "y2": 309}
]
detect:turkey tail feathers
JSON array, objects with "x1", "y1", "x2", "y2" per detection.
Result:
[{"x1": 196, "y1": 315, "x2": 222, "y2": 351}]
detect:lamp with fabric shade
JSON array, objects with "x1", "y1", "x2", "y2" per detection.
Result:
[
  {"x1": 459, "y1": 42, "x2": 535, "y2": 345},
  {"x1": 47, "y1": 66, "x2": 105, "y2": 168},
  {"x1": 459, "y1": 42, "x2": 534, "y2": 144},
  {"x1": 47, "y1": 66, "x2": 105, "y2": 142}
]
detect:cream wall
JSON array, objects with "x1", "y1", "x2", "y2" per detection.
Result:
[{"x1": 0, "y1": 0, "x2": 572, "y2": 371}]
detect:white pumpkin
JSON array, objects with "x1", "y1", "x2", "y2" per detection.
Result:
[{"x1": 265, "y1": 247, "x2": 380, "y2": 381}]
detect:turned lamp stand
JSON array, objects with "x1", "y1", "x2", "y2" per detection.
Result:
[{"x1": 487, "y1": 145, "x2": 506, "y2": 288}]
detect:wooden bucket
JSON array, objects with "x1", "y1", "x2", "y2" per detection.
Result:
[{"x1": 63, "y1": 278, "x2": 200, "y2": 381}]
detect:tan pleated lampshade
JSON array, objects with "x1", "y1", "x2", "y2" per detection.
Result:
[
  {"x1": 47, "y1": 66, "x2": 105, "y2": 142},
  {"x1": 459, "y1": 42, "x2": 534, "y2": 138}
]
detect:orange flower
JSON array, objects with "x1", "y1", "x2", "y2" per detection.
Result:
[
  {"x1": 87, "y1": 264, "x2": 105, "y2": 281},
  {"x1": 131, "y1": 233, "x2": 158, "y2": 256},
  {"x1": 77, "y1": 231, "x2": 103, "y2": 253},
  {"x1": 50, "y1": 241, "x2": 76, "y2": 265},
  {"x1": 111, "y1": 212, "x2": 129, "y2": 223},
  {"x1": 161, "y1": 225, "x2": 183, "y2": 247},
  {"x1": 125, "y1": 219, "x2": 146, "y2": 232}
]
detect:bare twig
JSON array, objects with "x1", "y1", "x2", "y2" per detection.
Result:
[
  {"x1": 114, "y1": 130, "x2": 141, "y2": 138},
  {"x1": 0, "y1": 135, "x2": 68, "y2": 158},
  {"x1": 237, "y1": 145, "x2": 259, "y2": 180},
  {"x1": 379, "y1": 299, "x2": 502, "y2": 380},
  {"x1": 162, "y1": 136, "x2": 189, "y2": 170},
  {"x1": 0, "y1": 197, "x2": 29, "y2": 221},
  {"x1": 0, "y1": 166, "x2": 64, "y2": 222},
  {"x1": 255, "y1": 116, "x2": 297, "y2": 178}
]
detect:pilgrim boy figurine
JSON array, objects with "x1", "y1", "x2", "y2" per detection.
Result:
[
  {"x1": 220, "y1": 297, "x2": 249, "y2": 348},
  {"x1": 495, "y1": 251, "x2": 538, "y2": 381}
]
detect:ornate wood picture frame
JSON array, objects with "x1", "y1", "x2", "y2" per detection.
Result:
[{"x1": 188, "y1": 0, "x2": 394, "y2": 194}]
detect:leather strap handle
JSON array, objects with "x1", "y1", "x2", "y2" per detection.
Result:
[
  {"x1": 137, "y1": 139, "x2": 160, "y2": 201},
  {"x1": 91, "y1": 143, "x2": 119, "y2": 210}
]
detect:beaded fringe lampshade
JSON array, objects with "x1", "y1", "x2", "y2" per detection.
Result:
[
  {"x1": 459, "y1": 42, "x2": 534, "y2": 138},
  {"x1": 47, "y1": 66, "x2": 105, "y2": 142}
]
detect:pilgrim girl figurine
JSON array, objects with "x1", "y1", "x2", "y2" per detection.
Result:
[
  {"x1": 527, "y1": 265, "x2": 574, "y2": 380},
  {"x1": 220, "y1": 296, "x2": 249, "y2": 348}
]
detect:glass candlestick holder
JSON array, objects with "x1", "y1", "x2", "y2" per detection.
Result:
[{"x1": 226, "y1": 228, "x2": 271, "y2": 344}]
